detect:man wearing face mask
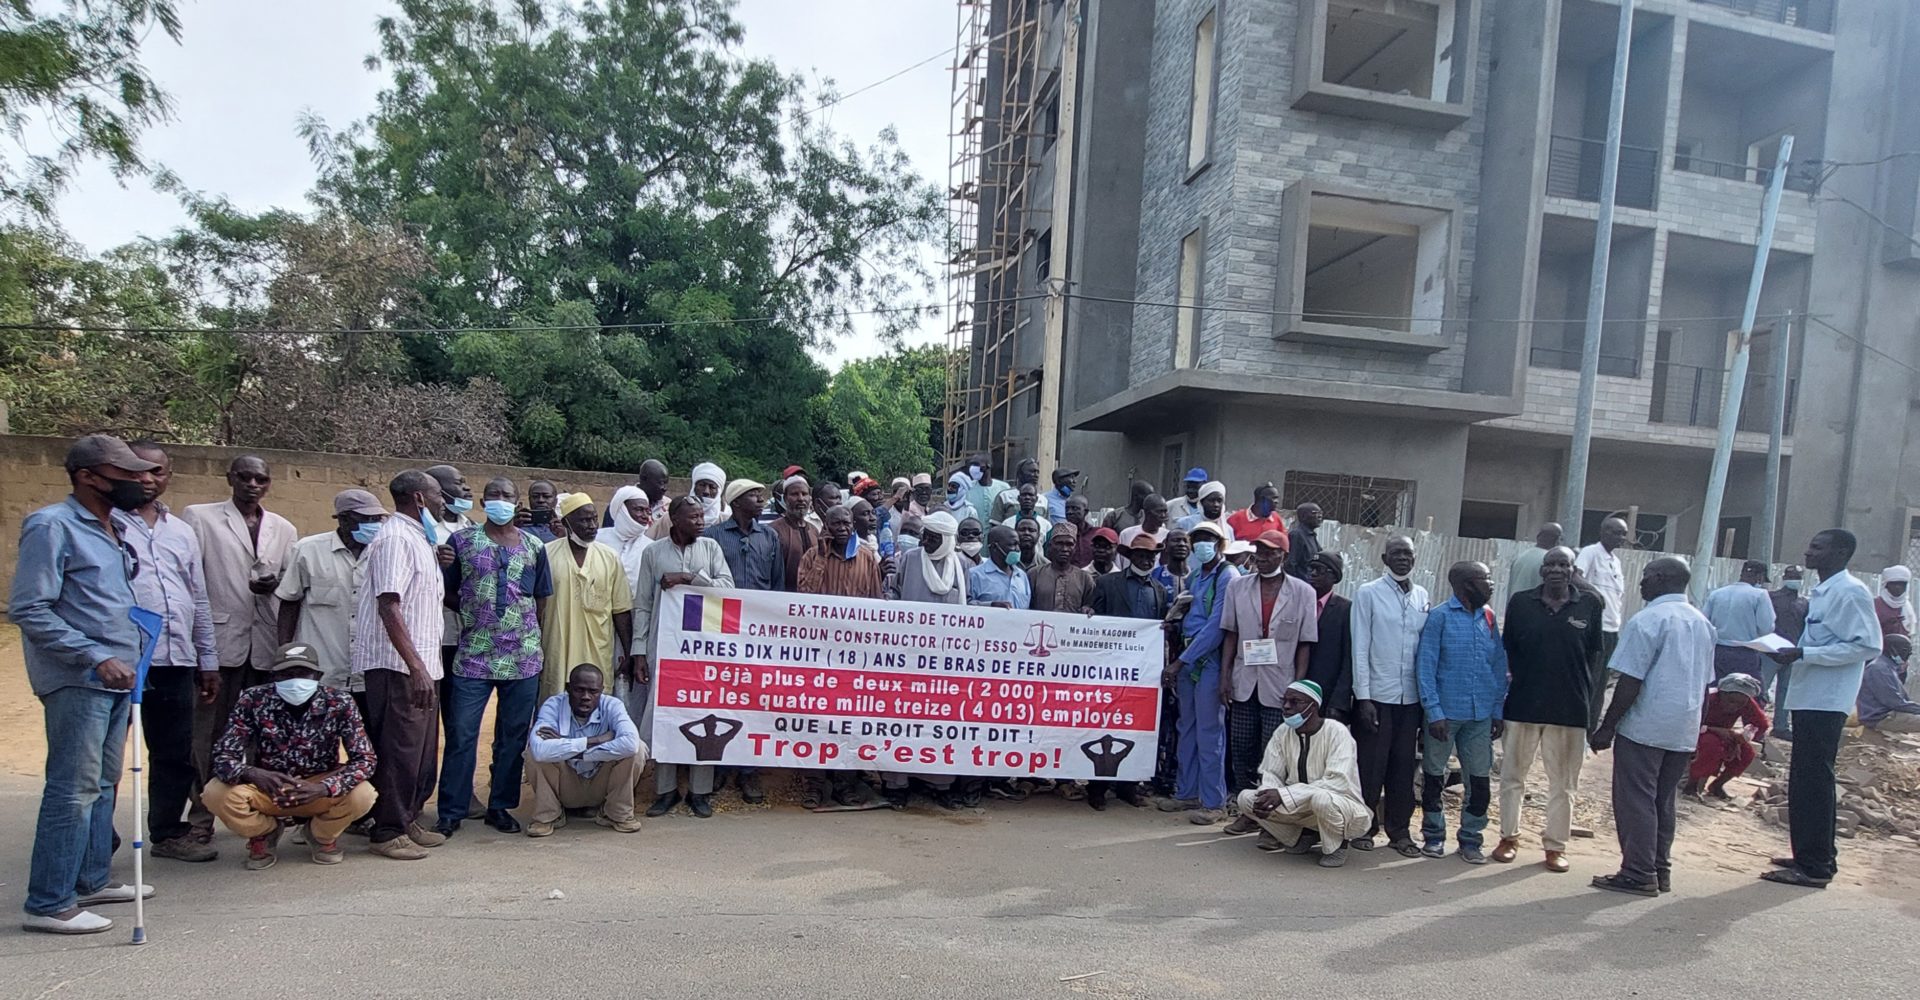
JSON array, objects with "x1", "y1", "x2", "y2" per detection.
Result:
[
  {"x1": 1858, "y1": 634, "x2": 1920, "y2": 732},
  {"x1": 1218, "y1": 530, "x2": 1316, "y2": 834},
  {"x1": 277, "y1": 490, "x2": 389, "y2": 704},
  {"x1": 183, "y1": 455, "x2": 298, "y2": 845},
  {"x1": 1415, "y1": 561, "x2": 1509, "y2": 864},
  {"x1": 1041, "y1": 467, "x2": 1078, "y2": 521},
  {"x1": 633, "y1": 497, "x2": 735, "y2": 818},
  {"x1": 425, "y1": 465, "x2": 473, "y2": 683},
  {"x1": 967, "y1": 525, "x2": 1032, "y2": 610},
  {"x1": 540, "y1": 494, "x2": 636, "y2": 703},
  {"x1": 1087, "y1": 529, "x2": 1170, "y2": 811},
  {"x1": 1236, "y1": 680, "x2": 1370, "y2": 867},
  {"x1": 1349, "y1": 535, "x2": 1429, "y2": 858},
  {"x1": 14, "y1": 435, "x2": 159, "y2": 934},
  {"x1": 1227, "y1": 483, "x2": 1286, "y2": 542},
  {"x1": 204, "y1": 643, "x2": 377, "y2": 871},
  {"x1": 1165, "y1": 523, "x2": 1237, "y2": 824},
  {"x1": 437, "y1": 477, "x2": 554, "y2": 837},
  {"x1": 966, "y1": 455, "x2": 1010, "y2": 527},
  {"x1": 1766, "y1": 565, "x2": 1809, "y2": 723},
  {"x1": 350, "y1": 470, "x2": 450, "y2": 861},
  {"x1": 956, "y1": 517, "x2": 986, "y2": 566}
]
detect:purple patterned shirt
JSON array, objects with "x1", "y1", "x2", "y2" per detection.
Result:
[{"x1": 446, "y1": 525, "x2": 553, "y2": 681}]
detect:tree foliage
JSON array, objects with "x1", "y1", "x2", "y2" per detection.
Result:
[
  {"x1": 808, "y1": 350, "x2": 939, "y2": 484},
  {"x1": 302, "y1": 0, "x2": 941, "y2": 473},
  {"x1": 0, "y1": 0, "x2": 182, "y2": 216}
]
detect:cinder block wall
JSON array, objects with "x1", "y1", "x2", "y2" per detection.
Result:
[{"x1": 0, "y1": 435, "x2": 671, "y2": 599}]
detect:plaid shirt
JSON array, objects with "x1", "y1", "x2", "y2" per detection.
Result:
[
  {"x1": 211, "y1": 683, "x2": 377, "y2": 798},
  {"x1": 1416, "y1": 597, "x2": 1511, "y2": 723}
]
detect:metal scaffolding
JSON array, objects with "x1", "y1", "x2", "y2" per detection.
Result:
[{"x1": 943, "y1": 0, "x2": 1050, "y2": 471}]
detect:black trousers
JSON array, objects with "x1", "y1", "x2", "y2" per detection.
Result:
[
  {"x1": 1356, "y1": 701, "x2": 1422, "y2": 842},
  {"x1": 142, "y1": 666, "x2": 200, "y2": 844},
  {"x1": 1228, "y1": 699, "x2": 1287, "y2": 795},
  {"x1": 1788, "y1": 709, "x2": 1846, "y2": 879}
]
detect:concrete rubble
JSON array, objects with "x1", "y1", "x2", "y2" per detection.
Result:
[{"x1": 1749, "y1": 730, "x2": 1920, "y2": 839}]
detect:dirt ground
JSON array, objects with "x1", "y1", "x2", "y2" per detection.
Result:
[{"x1": 4, "y1": 623, "x2": 1918, "y2": 886}]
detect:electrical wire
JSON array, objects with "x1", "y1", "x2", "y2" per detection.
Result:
[
  {"x1": 788, "y1": 45, "x2": 957, "y2": 122},
  {"x1": 1805, "y1": 314, "x2": 1920, "y2": 378}
]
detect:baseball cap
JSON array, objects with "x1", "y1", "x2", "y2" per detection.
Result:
[
  {"x1": 333, "y1": 488, "x2": 389, "y2": 517},
  {"x1": 1182, "y1": 467, "x2": 1209, "y2": 483},
  {"x1": 1089, "y1": 527, "x2": 1120, "y2": 545},
  {"x1": 1225, "y1": 539, "x2": 1254, "y2": 557},
  {"x1": 1189, "y1": 522, "x2": 1230, "y2": 542},
  {"x1": 1118, "y1": 526, "x2": 1162, "y2": 551},
  {"x1": 1051, "y1": 466, "x2": 1079, "y2": 483},
  {"x1": 269, "y1": 642, "x2": 323, "y2": 673},
  {"x1": 781, "y1": 464, "x2": 807, "y2": 480},
  {"x1": 1253, "y1": 529, "x2": 1291, "y2": 551},
  {"x1": 64, "y1": 434, "x2": 160, "y2": 474}
]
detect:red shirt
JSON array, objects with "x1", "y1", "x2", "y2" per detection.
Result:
[
  {"x1": 1701, "y1": 693, "x2": 1770, "y2": 740},
  {"x1": 1226, "y1": 508, "x2": 1286, "y2": 541}
]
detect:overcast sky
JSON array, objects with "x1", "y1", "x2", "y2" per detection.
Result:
[{"x1": 50, "y1": 0, "x2": 955, "y2": 367}]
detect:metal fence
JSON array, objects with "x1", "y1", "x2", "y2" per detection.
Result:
[
  {"x1": 1311, "y1": 520, "x2": 1880, "y2": 621},
  {"x1": 1673, "y1": 152, "x2": 1819, "y2": 193},
  {"x1": 1647, "y1": 359, "x2": 1797, "y2": 434},
  {"x1": 1546, "y1": 134, "x2": 1659, "y2": 210},
  {"x1": 1690, "y1": 0, "x2": 1835, "y2": 32}
]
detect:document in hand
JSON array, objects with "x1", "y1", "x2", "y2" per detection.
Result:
[{"x1": 1737, "y1": 633, "x2": 1795, "y2": 654}]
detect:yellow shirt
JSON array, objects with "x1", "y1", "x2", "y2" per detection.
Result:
[{"x1": 540, "y1": 538, "x2": 634, "y2": 699}]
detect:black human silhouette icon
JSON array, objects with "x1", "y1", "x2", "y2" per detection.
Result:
[
  {"x1": 681, "y1": 714, "x2": 745, "y2": 761},
  {"x1": 1080, "y1": 734, "x2": 1136, "y2": 778}
]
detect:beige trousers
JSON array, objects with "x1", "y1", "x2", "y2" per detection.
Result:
[
  {"x1": 1236, "y1": 787, "x2": 1371, "y2": 855},
  {"x1": 1498, "y1": 722, "x2": 1587, "y2": 852},
  {"x1": 202, "y1": 777, "x2": 377, "y2": 843},
  {"x1": 527, "y1": 751, "x2": 648, "y2": 823}
]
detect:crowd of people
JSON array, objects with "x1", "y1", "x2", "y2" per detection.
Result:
[{"x1": 10, "y1": 438, "x2": 1909, "y2": 934}]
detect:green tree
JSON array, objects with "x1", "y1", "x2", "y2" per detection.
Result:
[
  {"x1": 0, "y1": 0, "x2": 182, "y2": 216},
  {"x1": 304, "y1": 0, "x2": 941, "y2": 472},
  {"x1": 809, "y1": 352, "x2": 936, "y2": 481}
]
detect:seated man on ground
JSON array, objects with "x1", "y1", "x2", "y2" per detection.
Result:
[
  {"x1": 1236, "y1": 680, "x2": 1372, "y2": 868},
  {"x1": 526, "y1": 664, "x2": 649, "y2": 836},
  {"x1": 203, "y1": 642, "x2": 378, "y2": 870},
  {"x1": 1681, "y1": 673, "x2": 1770, "y2": 802},
  {"x1": 1858, "y1": 634, "x2": 1920, "y2": 734}
]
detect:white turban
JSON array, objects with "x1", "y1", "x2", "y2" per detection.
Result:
[
  {"x1": 691, "y1": 462, "x2": 725, "y2": 524},
  {"x1": 609, "y1": 485, "x2": 649, "y2": 543},
  {"x1": 1199, "y1": 480, "x2": 1227, "y2": 501}
]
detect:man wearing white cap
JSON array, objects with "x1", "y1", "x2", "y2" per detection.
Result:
[
  {"x1": 705, "y1": 479, "x2": 784, "y2": 594},
  {"x1": 1236, "y1": 679, "x2": 1371, "y2": 868},
  {"x1": 1176, "y1": 481, "x2": 1231, "y2": 540},
  {"x1": 540, "y1": 493, "x2": 635, "y2": 702}
]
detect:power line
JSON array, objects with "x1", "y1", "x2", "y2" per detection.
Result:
[
  {"x1": 0, "y1": 293, "x2": 1045, "y2": 338},
  {"x1": 1805, "y1": 314, "x2": 1920, "y2": 378},
  {"x1": 788, "y1": 45, "x2": 956, "y2": 123}
]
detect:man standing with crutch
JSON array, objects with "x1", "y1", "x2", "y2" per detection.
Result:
[{"x1": 11, "y1": 435, "x2": 161, "y2": 935}]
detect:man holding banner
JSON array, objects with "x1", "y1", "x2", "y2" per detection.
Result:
[{"x1": 633, "y1": 496, "x2": 735, "y2": 818}]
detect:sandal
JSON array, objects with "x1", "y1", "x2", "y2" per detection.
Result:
[
  {"x1": 1389, "y1": 838, "x2": 1423, "y2": 859},
  {"x1": 1759, "y1": 867, "x2": 1830, "y2": 889},
  {"x1": 1589, "y1": 874, "x2": 1659, "y2": 897}
]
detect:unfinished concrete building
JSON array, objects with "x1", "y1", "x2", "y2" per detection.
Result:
[{"x1": 948, "y1": 0, "x2": 1920, "y2": 566}]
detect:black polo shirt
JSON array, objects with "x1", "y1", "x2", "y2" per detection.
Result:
[{"x1": 1501, "y1": 587, "x2": 1605, "y2": 728}]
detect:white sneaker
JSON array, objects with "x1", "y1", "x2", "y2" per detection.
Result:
[
  {"x1": 76, "y1": 882, "x2": 155, "y2": 906},
  {"x1": 22, "y1": 910, "x2": 113, "y2": 934}
]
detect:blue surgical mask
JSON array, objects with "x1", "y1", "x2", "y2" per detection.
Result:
[
  {"x1": 275, "y1": 678, "x2": 319, "y2": 705},
  {"x1": 419, "y1": 509, "x2": 439, "y2": 544},
  {"x1": 483, "y1": 500, "x2": 517, "y2": 525},
  {"x1": 351, "y1": 522, "x2": 381, "y2": 545},
  {"x1": 446, "y1": 496, "x2": 473, "y2": 515},
  {"x1": 1254, "y1": 499, "x2": 1273, "y2": 517},
  {"x1": 1782, "y1": 580, "x2": 1802, "y2": 592},
  {"x1": 1003, "y1": 547, "x2": 1022, "y2": 568},
  {"x1": 968, "y1": 464, "x2": 982, "y2": 481},
  {"x1": 1192, "y1": 541, "x2": 1218, "y2": 565},
  {"x1": 1058, "y1": 484, "x2": 1073, "y2": 497},
  {"x1": 1282, "y1": 712, "x2": 1308, "y2": 730},
  {"x1": 898, "y1": 535, "x2": 921, "y2": 552}
]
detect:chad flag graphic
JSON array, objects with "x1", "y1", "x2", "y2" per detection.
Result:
[{"x1": 681, "y1": 593, "x2": 743, "y2": 635}]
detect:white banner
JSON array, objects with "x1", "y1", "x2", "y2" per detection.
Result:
[{"x1": 649, "y1": 587, "x2": 1163, "y2": 781}]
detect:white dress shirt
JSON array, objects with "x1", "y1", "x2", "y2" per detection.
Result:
[
  {"x1": 1350, "y1": 576, "x2": 1431, "y2": 706},
  {"x1": 1574, "y1": 542, "x2": 1625, "y2": 632}
]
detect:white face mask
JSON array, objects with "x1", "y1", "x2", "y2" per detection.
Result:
[
  {"x1": 958, "y1": 540, "x2": 984, "y2": 558},
  {"x1": 275, "y1": 678, "x2": 320, "y2": 705},
  {"x1": 1388, "y1": 569, "x2": 1413, "y2": 582},
  {"x1": 1259, "y1": 564, "x2": 1285, "y2": 578}
]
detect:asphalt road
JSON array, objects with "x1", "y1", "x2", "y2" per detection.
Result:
[{"x1": 1, "y1": 778, "x2": 1914, "y2": 1000}]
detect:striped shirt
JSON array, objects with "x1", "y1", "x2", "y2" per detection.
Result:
[
  {"x1": 797, "y1": 539, "x2": 883, "y2": 598},
  {"x1": 350, "y1": 514, "x2": 445, "y2": 679}
]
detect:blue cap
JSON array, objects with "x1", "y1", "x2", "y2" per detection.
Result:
[{"x1": 1183, "y1": 467, "x2": 1209, "y2": 483}]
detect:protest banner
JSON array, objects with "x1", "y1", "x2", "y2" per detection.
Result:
[{"x1": 649, "y1": 587, "x2": 1163, "y2": 781}]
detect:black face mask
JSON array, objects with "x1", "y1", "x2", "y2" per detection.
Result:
[{"x1": 103, "y1": 477, "x2": 149, "y2": 511}]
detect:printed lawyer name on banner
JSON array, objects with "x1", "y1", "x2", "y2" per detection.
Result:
[{"x1": 650, "y1": 587, "x2": 1163, "y2": 781}]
